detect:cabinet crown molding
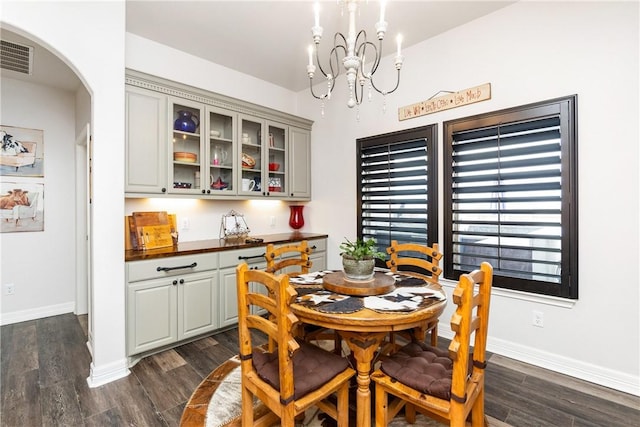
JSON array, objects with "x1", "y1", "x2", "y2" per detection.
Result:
[{"x1": 125, "y1": 69, "x2": 313, "y2": 130}]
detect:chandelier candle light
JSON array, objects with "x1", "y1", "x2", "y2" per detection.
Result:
[{"x1": 306, "y1": 0, "x2": 403, "y2": 116}]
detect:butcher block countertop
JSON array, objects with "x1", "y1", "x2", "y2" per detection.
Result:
[{"x1": 125, "y1": 232, "x2": 328, "y2": 262}]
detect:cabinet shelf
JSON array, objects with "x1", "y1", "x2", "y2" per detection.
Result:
[
  {"x1": 210, "y1": 137, "x2": 232, "y2": 143},
  {"x1": 173, "y1": 130, "x2": 199, "y2": 138}
]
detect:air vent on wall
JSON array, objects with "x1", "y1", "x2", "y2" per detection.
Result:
[{"x1": 1, "y1": 40, "x2": 33, "y2": 75}]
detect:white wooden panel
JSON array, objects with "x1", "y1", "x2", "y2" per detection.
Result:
[
  {"x1": 127, "y1": 277, "x2": 177, "y2": 355},
  {"x1": 179, "y1": 271, "x2": 218, "y2": 339}
]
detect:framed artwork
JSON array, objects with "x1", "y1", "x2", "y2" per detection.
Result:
[
  {"x1": 0, "y1": 181, "x2": 44, "y2": 233},
  {"x1": 0, "y1": 125, "x2": 44, "y2": 177}
]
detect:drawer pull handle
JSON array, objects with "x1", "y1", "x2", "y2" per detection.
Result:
[
  {"x1": 238, "y1": 253, "x2": 265, "y2": 261},
  {"x1": 156, "y1": 262, "x2": 197, "y2": 272}
]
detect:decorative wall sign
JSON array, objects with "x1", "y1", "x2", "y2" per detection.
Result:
[
  {"x1": 0, "y1": 125, "x2": 45, "y2": 177},
  {"x1": 398, "y1": 83, "x2": 491, "y2": 121},
  {"x1": 0, "y1": 181, "x2": 44, "y2": 233}
]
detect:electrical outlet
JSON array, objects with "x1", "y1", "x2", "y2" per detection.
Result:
[
  {"x1": 181, "y1": 217, "x2": 190, "y2": 230},
  {"x1": 4, "y1": 283, "x2": 15, "y2": 295},
  {"x1": 532, "y1": 310, "x2": 544, "y2": 328}
]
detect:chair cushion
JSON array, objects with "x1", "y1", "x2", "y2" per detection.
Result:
[
  {"x1": 380, "y1": 342, "x2": 452, "y2": 400},
  {"x1": 252, "y1": 341, "x2": 350, "y2": 400}
]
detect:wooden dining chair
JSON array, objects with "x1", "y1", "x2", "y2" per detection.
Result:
[
  {"x1": 265, "y1": 240, "x2": 312, "y2": 276},
  {"x1": 371, "y1": 262, "x2": 493, "y2": 427},
  {"x1": 236, "y1": 263, "x2": 355, "y2": 427},
  {"x1": 386, "y1": 240, "x2": 443, "y2": 346},
  {"x1": 265, "y1": 241, "x2": 341, "y2": 352}
]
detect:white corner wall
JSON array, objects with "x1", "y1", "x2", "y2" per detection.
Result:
[
  {"x1": 298, "y1": 1, "x2": 639, "y2": 394},
  {"x1": 1, "y1": 1, "x2": 128, "y2": 387}
]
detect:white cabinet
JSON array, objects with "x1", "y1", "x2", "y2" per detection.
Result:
[
  {"x1": 125, "y1": 86, "x2": 168, "y2": 194},
  {"x1": 309, "y1": 239, "x2": 327, "y2": 271},
  {"x1": 238, "y1": 116, "x2": 289, "y2": 198},
  {"x1": 125, "y1": 233, "x2": 327, "y2": 359},
  {"x1": 265, "y1": 121, "x2": 289, "y2": 198},
  {"x1": 289, "y1": 126, "x2": 311, "y2": 199},
  {"x1": 168, "y1": 97, "x2": 205, "y2": 195},
  {"x1": 218, "y1": 238, "x2": 327, "y2": 328},
  {"x1": 125, "y1": 71, "x2": 313, "y2": 201},
  {"x1": 219, "y1": 246, "x2": 268, "y2": 327},
  {"x1": 126, "y1": 253, "x2": 218, "y2": 356},
  {"x1": 206, "y1": 106, "x2": 237, "y2": 195}
]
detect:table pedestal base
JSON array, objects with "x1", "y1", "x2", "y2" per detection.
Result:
[{"x1": 339, "y1": 331, "x2": 387, "y2": 427}]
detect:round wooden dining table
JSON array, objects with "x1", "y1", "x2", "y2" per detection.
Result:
[{"x1": 289, "y1": 272, "x2": 447, "y2": 427}]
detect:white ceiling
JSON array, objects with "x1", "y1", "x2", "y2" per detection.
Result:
[
  {"x1": 126, "y1": 1, "x2": 515, "y2": 92},
  {"x1": 1, "y1": 1, "x2": 514, "y2": 93}
]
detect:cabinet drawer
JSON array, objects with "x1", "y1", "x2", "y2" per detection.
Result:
[
  {"x1": 127, "y1": 253, "x2": 218, "y2": 282},
  {"x1": 219, "y1": 247, "x2": 267, "y2": 268},
  {"x1": 307, "y1": 238, "x2": 326, "y2": 253}
]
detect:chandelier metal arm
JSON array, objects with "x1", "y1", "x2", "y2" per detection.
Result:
[
  {"x1": 329, "y1": 45, "x2": 345, "y2": 79},
  {"x1": 314, "y1": 32, "x2": 347, "y2": 79},
  {"x1": 356, "y1": 39, "x2": 380, "y2": 77},
  {"x1": 369, "y1": 68, "x2": 401, "y2": 95},
  {"x1": 308, "y1": 78, "x2": 326, "y2": 100}
]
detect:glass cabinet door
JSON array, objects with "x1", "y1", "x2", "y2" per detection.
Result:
[
  {"x1": 206, "y1": 107, "x2": 235, "y2": 195},
  {"x1": 169, "y1": 98, "x2": 204, "y2": 194},
  {"x1": 239, "y1": 115, "x2": 264, "y2": 196},
  {"x1": 266, "y1": 122, "x2": 288, "y2": 197}
]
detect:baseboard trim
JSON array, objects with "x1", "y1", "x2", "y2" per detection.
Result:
[
  {"x1": 0, "y1": 302, "x2": 75, "y2": 326},
  {"x1": 439, "y1": 327, "x2": 639, "y2": 397},
  {"x1": 86, "y1": 359, "x2": 130, "y2": 388}
]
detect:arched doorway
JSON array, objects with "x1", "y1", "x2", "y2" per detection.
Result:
[{"x1": 0, "y1": 26, "x2": 92, "y2": 354}]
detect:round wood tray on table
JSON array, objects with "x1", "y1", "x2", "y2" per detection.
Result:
[{"x1": 322, "y1": 271, "x2": 395, "y2": 296}]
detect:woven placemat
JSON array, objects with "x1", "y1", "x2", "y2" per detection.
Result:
[
  {"x1": 313, "y1": 297, "x2": 363, "y2": 313},
  {"x1": 394, "y1": 276, "x2": 428, "y2": 287},
  {"x1": 296, "y1": 290, "x2": 365, "y2": 313}
]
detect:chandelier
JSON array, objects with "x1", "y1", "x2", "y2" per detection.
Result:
[{"x1": 306, "y1": 0, "x2": 403, "y2": 114}]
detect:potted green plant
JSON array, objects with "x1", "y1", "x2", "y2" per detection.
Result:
[{"x1": 339, "y1": 237, "x2": 387, "y2": 280}]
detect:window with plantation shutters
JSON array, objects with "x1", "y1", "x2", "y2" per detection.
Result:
[
  {"x1": 443, "y1": 96, "x2": 578, "y2": 298},
  {"x1": 357, "y1": 125, "x2": 438, "y2": 267}
]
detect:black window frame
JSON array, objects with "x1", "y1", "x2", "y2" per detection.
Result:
[
  {"x1": 356, "y1": 124, "x2": 439, "y2": 270},
  {"x1": 443, "y1": 95, "x2": 578, "y2": 299}
]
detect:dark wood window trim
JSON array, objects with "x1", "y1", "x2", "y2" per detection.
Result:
[
  {"x1": 443, "y1": 95, "x2": 578, "y2": 299},
  {"x1": 357, "y1": 124, "x2": 438, "y2": 269}
]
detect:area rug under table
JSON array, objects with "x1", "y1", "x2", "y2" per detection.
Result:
[{"x1": 180, "y1": 355, "x2": 507, "y2": 427}]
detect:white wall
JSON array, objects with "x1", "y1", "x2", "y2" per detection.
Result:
[
  {"x1": 125, "y1": 198, "x2": 307, "y2": 240},
  {"x1": 297, "y1": 1, "x2": 640, "y2": 395},
  {"x1": 126, "y1": 33, "x2": 300, "y2": 116},
  {"x1": 0, "y1": 79, "x2": 76, "y2": 320},
  {"x1": 1, "y1": 1, "x2": 128, "y2": 387}
]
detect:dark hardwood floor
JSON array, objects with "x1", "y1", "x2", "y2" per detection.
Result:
[{"x1": 1, "y1": 313, "x2": 638, "y2": 426}]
